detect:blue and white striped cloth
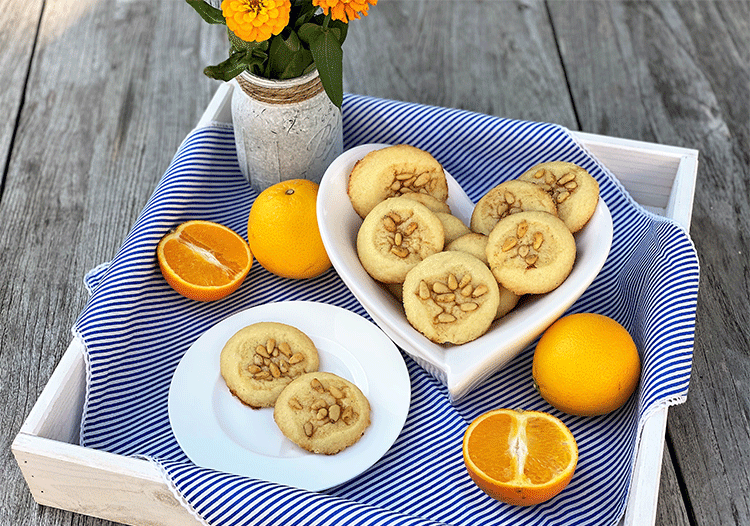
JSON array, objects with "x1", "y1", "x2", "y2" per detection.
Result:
[{"x1": 74, "y1": 94, "x2": 699, "y2": 526}]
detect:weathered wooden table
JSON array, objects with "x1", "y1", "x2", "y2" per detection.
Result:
[{"x1": 2, "y1": 1, "x2": 748, "y2": 525}]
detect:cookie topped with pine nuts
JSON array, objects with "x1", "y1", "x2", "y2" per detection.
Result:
[
  {"x1": 220, "y1": 322, "x2": 320, "y2": 409},
  {"x1": 470, "y1": 179, "x2": 558, "y2": 236},
  {"x1": 486, "y1": 211, "x2": 576, "y2": 295},
  {"x1": 517, "y1": 161, "x2": 599, "y2": 233},
  {"x1": 402, "y1": 251, "x2": 501, "y2": 345},
  {"x1": 347, "y1": 144, "x2": 450, "y2": 219},
  {"x1": 273, "y1": 372, "x2": 371, "y2": 455},
  {"x1": 445, "y1": 233, "x2": 521, "y2": 320},
  {"x1": 356, "y1": 197, "x2": 445, "y2": 284}
]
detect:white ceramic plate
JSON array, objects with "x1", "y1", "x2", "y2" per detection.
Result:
[
  {"x1": 317, "y1": 143, "x2": 613, "y2": 401},
  {"x1": 168, "y1": 301, "x2": 411, "y2": 491}
]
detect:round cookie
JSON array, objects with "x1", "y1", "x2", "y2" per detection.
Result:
[
  {"x1": 446, "y1": 232, "x2": 489, "y2": 265},
  {"x1": 403, "y1": 251, "x2": 500, "y2": 345},
  {"x1": 446, "y1": 233, "x2": 521, "y2": 319},
  {"x1": 356, "y1": 197, "x2": 445, "y2": 283},
  {"x1": 398, "y1": 192, "x2": 451, "y2": 214},
  {"x1": 273, "y1": 372, "x2": 371, "y2": 455},
  {"x1": 220, "y1": 322, "x2": 320, "y2": 409},
  {"x1": 470, "y1": 180, "x2": 558, "y2": 235},
  {"x1": 486, "y1": 211, "x2": 576, "y2": 295},
  {"x1": 495, "y1": 285, "x2": 522, "y2": 320},
  {"x1": 435, "y1": 212, "x2": 471, "y2": 244},
  {"x1": 348, "y1": 144, "x2": 449, "y2": 219},
  {"x1": 518, "y1": 161, "x2": 599, "y2": 233}
]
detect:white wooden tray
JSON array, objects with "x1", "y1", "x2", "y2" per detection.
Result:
[{"x1": 12, "y1": 81, "x2": 698, "y2": 526}]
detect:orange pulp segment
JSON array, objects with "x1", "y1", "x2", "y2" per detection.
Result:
[
  {"x1": 157, "y1": 220, "x2": 252, "y2": 301},
  {"x1": 462, "y1": 408, "x2": 577, "y2": 506}
]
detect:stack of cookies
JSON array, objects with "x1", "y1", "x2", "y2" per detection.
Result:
[
  {"x1": 348, "y1": 145, "x2": 599, "y2": 346},
  {"x1": 220, "y1": 321, "x2": 371, "y2": 455}
]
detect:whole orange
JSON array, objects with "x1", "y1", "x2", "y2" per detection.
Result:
[
  {"x1": 532, "y1": 313, "x2": 641, "y2": 416},
  {"x1": 247, "y1": 179, "x2": 331, "y2": 279}
]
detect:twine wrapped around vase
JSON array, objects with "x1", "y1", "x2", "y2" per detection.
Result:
[
  {"x1": 236, "y1": 73, "x2": 324, "y2": 105},
  {"x1": 231, "y1": 70, "x2": 343, "y2": 193}
]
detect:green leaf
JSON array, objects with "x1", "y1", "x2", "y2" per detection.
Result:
[
  {"x1": 328, "y1": 19, "x2": 349, "y2": 44},
  {"x1": 228, "y1": 29, "x2": 270, "y2": 54},
  {"x1": 185, "y1": 0, "x2": 225, "y2": 25},
  {"x1": 228, "y1": 29, "x2": 252, "y2": 51},
  {"x1": 269, "y1": 32, "x2": 313, "y2": 79},
  {"x1": 302, "y1": 62, "x2": 316, "y2": 76},
  {"x1": 297, "y1": 17, "x2": 347, "y2": 45},
  {"x1": 308, "y1": 30, "x2": 344, "y2": 108},
  {"x1": 297, "y1": 22, "x2": 325, "y2": 45},
  {"x1": 292, "y1": 1, "x2": 319, "y2": 29},
  {"x1": 203, "y1": 50, "x2": 250, "y2": 81}
]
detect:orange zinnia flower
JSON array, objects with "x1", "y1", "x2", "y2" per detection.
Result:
[
  {"x1": 312, "y1": 0, "x2": 377, "y2": 22},
  {"x1": 221, "y1": 0, "x2": 292, "y2": 42}
]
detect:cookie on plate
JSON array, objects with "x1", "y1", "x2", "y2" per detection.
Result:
[
  {"x1": 348, "y1": 144, "x2": 449, "y2": 219},
  {"x1": 356, "y1": 197, "x2": 445, "y2": 283},
  {"x1": 274, "y1": 372, "x2": 371, "y2": 455},
  {"x1": 486, "y1": 211, "x2": 576, "y2": 295},
  {"x1": 517, "y1": 161, "x2": 599, "y2": 233},
  {"x1": 220, "y1": 322, "x2": 320, "y2": 409},
  {"x1": 402, "y1": 251, "x2": 500, "y2": 345},
  {"x1": 470, "y1": 180, "x2": 558, "y2": 235}
]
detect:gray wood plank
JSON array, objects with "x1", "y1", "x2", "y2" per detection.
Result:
[
  {"x1": 343, "y1": 0, "x2": 578, "y2": 127},
  {"x1": 549, "y1": 1, "x2": 750, "y2": 525},
  {"x1": 0, "y1": 0, "x2": 44, "y2": 183},
  {"x1": 0, "y1": 1, "x2": 226, "y2": 525},
  {"x1": 656, "y1": 439, "x2": 692, "y2": 526}
]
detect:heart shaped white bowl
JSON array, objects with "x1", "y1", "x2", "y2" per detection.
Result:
[{"x1": 317, "y1": 144, "x2": 613, "y2": 401}]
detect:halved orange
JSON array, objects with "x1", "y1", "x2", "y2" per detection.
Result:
[
  {"x1": 463, "y1": 408, "x2": 578, "y2": 506},
  {"x1": 157, "y1": 220, "x2": 252, "y2": 301}
]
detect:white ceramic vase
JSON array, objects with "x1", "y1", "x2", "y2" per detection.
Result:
[{"x1": 231, "y1": 69, "x2": 343, "y2": 193}]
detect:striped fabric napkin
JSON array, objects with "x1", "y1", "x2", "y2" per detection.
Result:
[{"x1": 74, "y1": 94, "x2": 699, "y2": 526}]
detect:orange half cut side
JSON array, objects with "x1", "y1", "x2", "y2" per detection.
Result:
[
  {"x1": 157, "y1": 220, "x2": 252, "y2": 302},
  {"x1": 462, "y1": 408, "x2": 578, "y2": 506}
]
